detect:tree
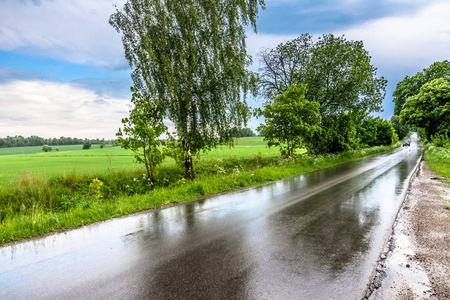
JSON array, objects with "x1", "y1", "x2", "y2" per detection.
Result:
[
  {"x1": 256, "y1": 83, "x2": 321, "y2": 156},
  {"x1": 400, "y1": 78, "x2": 450, "y2": 140},
  {"x1": 100, "y1": 142, "x2": 106, "y2": 149},
  {"x1": 258, "y1": 34, "x2": 387, "y2": 153},
  {"x1": 42, "y1": 145, "x2": 51, "y2": 152},
  {"x1": 358, "y1": 117, "x2": 398, "y2": 147},
  {"x1": 116, "y1": 87, "x2": 167, "y2": 183},
  {"x1": 393, "y1": 61, "x2": 450, "y2": 115},
  {"x1": 83, "y1": 139, "x2": 92, "y2": 150},
  {"x1": 230, "y1": 127, "x2": 255, "y2": 137},
  {"x1": 110, "y1": 0, "x2": 265, "y2": 180},
  {"x1": 390, "y1": 115, "x2": 410, "y2": 140}
]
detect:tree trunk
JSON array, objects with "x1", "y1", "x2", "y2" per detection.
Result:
[{"x1": 183, "y1": 139, "x2": 195, "y2": 180}]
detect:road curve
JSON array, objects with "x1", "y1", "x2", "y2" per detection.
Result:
[{"x1": 0, "y1": 137, "x2": 422, "y2": 299}]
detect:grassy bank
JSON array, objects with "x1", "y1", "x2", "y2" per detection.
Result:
[
  {"x1": 424, "y1": 146, "x2": 450, "y2": 179},
  {"x1": 0, "y1": 143, "x2": 399, "y2": 245}
]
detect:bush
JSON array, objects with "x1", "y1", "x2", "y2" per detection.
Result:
[
  {"x1": 42, "y1": 145, "x2": 52, "y2": 152},
  {"x1": 83, "y1": 139, "x2": 92, "y2": 150}
]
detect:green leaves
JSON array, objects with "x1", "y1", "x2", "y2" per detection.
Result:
[
  {"x1": 116, "y1": 88, "x2": 167, "y2": 182},
  {"x1": 110, "y1": 0, "x2": 265, "y2": 179},
  {"x1": 400, "y1": 77, "x2": 450, "y2": 140},
  {"x1": 258, "y1": 33, "x2": 386, "y2": 116},
  {"x1": 393, "y1": 61, "x2": 450, "y2": 115},
  {"x1": 256, "y1": 83, "x2": 321, "y2": 156}
]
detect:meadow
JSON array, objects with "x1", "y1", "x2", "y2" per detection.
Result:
[{"x1": 0, "y1": 137, "x2": 280, "y2": 183}]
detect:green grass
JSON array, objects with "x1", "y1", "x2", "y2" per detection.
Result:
[
  {"x1": 0, "y1": 137, "x2": 281, "y2": 184},
  {"x1": 0, "y1": 141, "x2": 399, "y2": 245},
  {"x1": 424, "y1": 145, "x2": 450, "y2": 178}
]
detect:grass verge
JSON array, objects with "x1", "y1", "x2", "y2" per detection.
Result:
[
  {"x1": 424, "y1": 145, "x2": 450, "y2": 179},
  {"x1": 0, "y1": 144, "x2": 399, "y2": 245}
]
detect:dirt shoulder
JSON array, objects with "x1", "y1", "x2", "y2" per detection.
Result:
[{"x1": 371, "y1": 161, "x2": 450, "y2": 299}]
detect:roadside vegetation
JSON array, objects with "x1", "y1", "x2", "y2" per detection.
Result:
[
  {"x1": 424, "y1": 146, "x2": 450, "y2": 179},
  {"x1": 0, "y1": 141, "x2": 399, "y2": 245},
  {"x1": 393, "y1": 60, "x2": 450, "y2": 188}
]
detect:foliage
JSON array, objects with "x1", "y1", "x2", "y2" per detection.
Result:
[
  {"x1": 390, "y1": 115, "x2": 410, "y2": 140},
  {"x1": 89, "y1": 178, "x2": 104, "y2": 200},
  {"x1": 400, "y1": 78, "x2": 450, "y2": 141},
  {"x1": 357, "y1": 117, "x2": 398, "y2": 147},
  {"x1": 431, "y1": 133, "x2": 450, "y2": 148},
  {"x1": 100, "y1": 142, "x2": 105, "y2": 149},
  {"x1": 82, "y1": 139, "x2": 92, "y2": 150},
  {"x1": 0, "y1": 135, "x2": 113, "y2": 148},
  {"x1": 55, "y1": 147, "x2": 60, "y2": 152},
  {"x1": 258, "y1": 33, "x2": 386, "y2": 115},
  {"x1": 110, "y1": 0, "x2": 265, "y2": 180},
  {"x1": 424, "y1": 145, "x2": 450, "y2": 178},
  {"x1": 230, "y1": 127, "x2": 256, "y2": 137},
  {"x1": 116, "y1": 87, "x2": 167, "y2": 183},
  {"x1": 258, "y1": 34, "x2": 386, "y2": 154},
  {"x1": 306, "y1": 112, "x2": 360, "y2": 154},
  {"x1": 393, "y1": 60, "x2": 450, "y2": 115},
  {"x1": 255, "y1": 83, "x2": 321, "y2": 156},
  {"x1": 42, "y1": 145, "x2": 52, "y2": 152}
]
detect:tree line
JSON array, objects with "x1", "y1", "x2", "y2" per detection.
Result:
[{"x1": 0, "y1": 136, "x2": 115, "y2": 148}]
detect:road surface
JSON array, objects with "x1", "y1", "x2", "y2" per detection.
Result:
[{"x1": 0, "y1": 137, "x2": 422, "y2": 299}]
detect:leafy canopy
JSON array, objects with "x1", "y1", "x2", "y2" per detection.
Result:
[
  {"x1": 258, "y1": 33, "x2": 387, "y2": 116},
  {"x1": 400, "y1": 77, "x2": 450, "y2": 140},
  {"x1": 256, "y1": 83, "x2": 321, "y2": 157},
  {"x1": 258, "y1": 34, "x2": 386, "y2": 154},
  {"x1": 110, "y1": 0, "x2": 265, "y2": 179},
  {"x1": 393, "y1": 61, "x2": 450, "y2": 115}
]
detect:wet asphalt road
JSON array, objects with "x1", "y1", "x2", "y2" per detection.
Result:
[{"x1": 0, "y1": 137, "x2": 422, "y2": 300}]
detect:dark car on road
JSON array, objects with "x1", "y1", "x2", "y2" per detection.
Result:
[{"x1": 402, "y1": 140, "x2": 410, "y2": 147}]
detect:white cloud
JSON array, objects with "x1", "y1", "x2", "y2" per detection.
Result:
[
  {"x1": 338, "y1": 1, "x2": 450, "y2": 77},
  {"x1": 0, "y1": 0, "x2": 127, "y2": 69},
  {"x1": 0, "y1": 80, "x2": 130, "y2": 139}
]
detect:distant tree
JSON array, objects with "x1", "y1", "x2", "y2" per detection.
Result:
[
  {"x1": 55, "y1": 147, "x2": 60, "y2": 152},
  {"x1": 100, "y1": 142, "x2": 105, "y2": 149},
  {"x1": 393, "y1": 61, "x2": 450, "y2": 115},
  {"x1": 110, "y1": 0, "x2": 265, "y2": 180},
  {"x1": 390, "y1": 115, "x2": 410, "y2": 140},
  {"x1": 42, "y1": 145, "x2": 51, "y2": 152},
  {"x1": 230, "y1": 127, "x2": 256, "y2": 137},
  {"x1": 116, "y1": 87, "x2": 167, "y2": 182},
  {"x1": 400, "y1": 78, "x2": 450, "y2": 140},
  {"x1": 83, "y1": 139, "x2": 92, "y2": 150},
  {"x1": 256, "y1": 83, "x2": 321, "y2": 156},
  {"x1": 358, "y1": 117, "x2": 398, "y2": 147}
]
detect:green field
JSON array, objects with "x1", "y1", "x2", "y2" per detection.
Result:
[{"x1": 0, "y1": 137, "x2": 280, "y2": 183}]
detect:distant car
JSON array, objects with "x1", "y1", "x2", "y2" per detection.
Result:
[{"x1": 402, "y1": 140, "x2": 410, "y2": 147}]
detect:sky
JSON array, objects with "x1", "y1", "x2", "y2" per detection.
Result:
[{"x1": 1, "y1": 0, "x2": 449, "y2": 139}]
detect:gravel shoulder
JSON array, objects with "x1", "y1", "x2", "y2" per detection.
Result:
[{"x1": 370, "y1": 160, "x2": 450, "y2": 299}]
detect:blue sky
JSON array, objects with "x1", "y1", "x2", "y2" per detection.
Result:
[{"x1": 1, "y1": 0, "x2": 449, "y2": 139}]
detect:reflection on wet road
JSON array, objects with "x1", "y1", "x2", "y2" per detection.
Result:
[{"x1": 0, "y1": 137, "x2": 422, "y2": 299}]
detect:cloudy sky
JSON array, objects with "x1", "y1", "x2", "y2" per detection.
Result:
[{"x1": 1, "y1": 0, "x2": 449, "y2": 139}]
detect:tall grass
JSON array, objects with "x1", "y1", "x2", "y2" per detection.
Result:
[
  {"x1": 424, "y1": 145, "x2": 450, "y2": 178},
  {"x1": 0, "y1": 144, "x2": 398, "y2": 245}
]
